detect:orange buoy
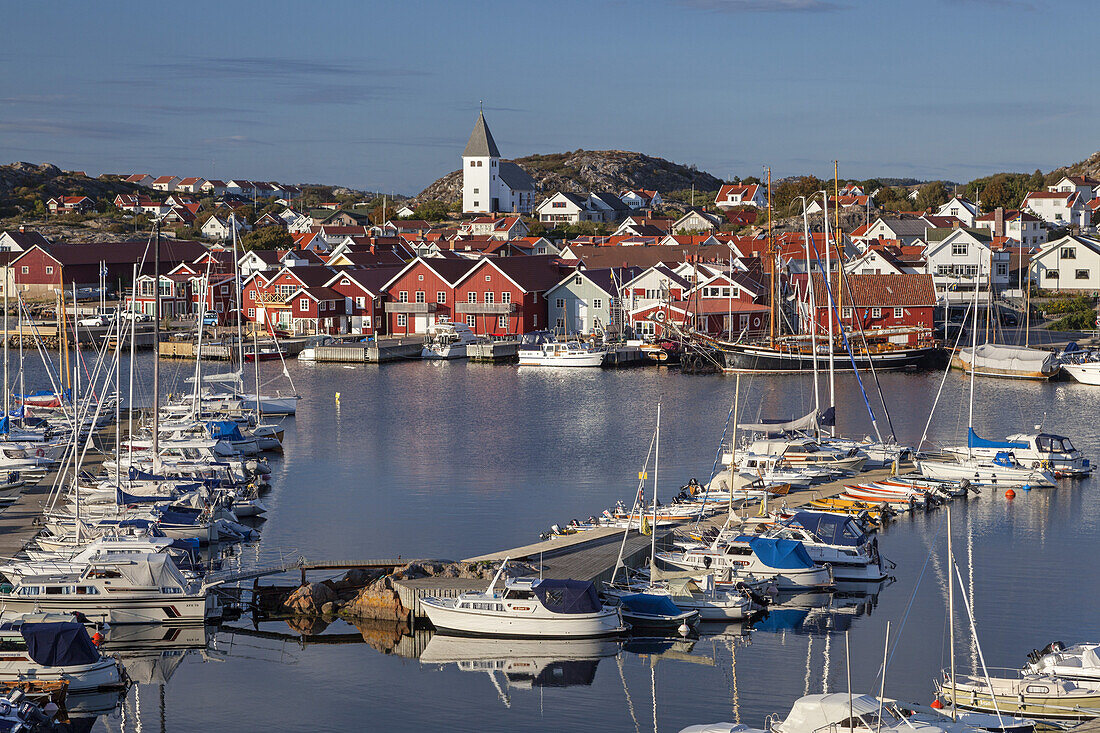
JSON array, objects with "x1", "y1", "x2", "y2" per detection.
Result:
[
  {"x1": 1004, "y1": 489, "x2": 1016, "y2": 499},
  {"x1": 930, "y1": 699, "x2": 944, "y2": 710}
]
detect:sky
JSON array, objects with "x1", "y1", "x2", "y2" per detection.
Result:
[{"x1": 1, "y1": 1, "x2": 1094, "y2": 195}]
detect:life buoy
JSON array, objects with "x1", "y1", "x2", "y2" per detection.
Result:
[
  {"x1": 752, "y1": 315, "x2": 761, "y2": 327},
  {"x1": 34, "y1": 448, "x2": 43, "y2": 458},
  {"x1": 654, "y1": 310, "x2": 667, "y2": 323}
]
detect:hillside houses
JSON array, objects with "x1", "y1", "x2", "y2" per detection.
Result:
[
  {"x1": 1022, "y1": 190, "x2": 1090, "y2": 228},
  {"x1": 714, "y1": 184, "x2": 766, "y2": 209}
]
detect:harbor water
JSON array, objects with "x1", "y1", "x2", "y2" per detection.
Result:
[{"x1": 33, "y1": 355, "x2": 1100, "y2": 732}]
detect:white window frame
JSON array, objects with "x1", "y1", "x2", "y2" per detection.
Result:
[
  {"x1": 397, "y1": 313, "x2": 407, "y2": 327},
  {"x1": 436, "y1": 291, "x2": 446, "y2": 304},
  {"x1": 465, "y1": 314, "x2": 476, "y2": 327},
  {"x1": 871, "y1": 307, "x2": 882, "y2": 318},
  {"x1": 894, "y1": 307, "x2": 904, "y2": 318},
  {"x1": 299, "y1": 298, "x2": 309, "y2": 310}
]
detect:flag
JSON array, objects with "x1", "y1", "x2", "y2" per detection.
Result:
[{"x1": 101, "y1": 263, "x2": 108, "y2": 278}]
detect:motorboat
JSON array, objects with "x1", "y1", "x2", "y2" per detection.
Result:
[
  {"x1": 421, "y1": 570, "x2": 624, "y2": 638},
  {"x1": 421, "y1": 321, "x2": 479, "y2": 360},
  {"x1": 1026, "y1": 641, "x2": 1100, "y2": 681},
  {"x1": 917, "y1": 453, "x2": 1056, "y2": 488},
  {"x1": 738, "y1": 438, "x2": 868, "y2": 474},
  {"x1": 0, "y1": 620, "x2": 124, "y2": 692},
  {"x1": 944, "y1": 429, "x2": 1092, "y2": 478},
  {"x1": 680, "y1": 693, "x2": 974, "y2": 733},
  {"x1": 0, "y1": 555, "x2": 216, "y2": 625},
  {"x1": 657, "y1": 536, "x2": 833, "y2": 590},
  {"x1": 517, "y1": 341, "x2": 607, "y2": 368},
  {"x1": 612, "y1": 593, "x2": 697, "y2": 634},
  {"x1": 768, "y1": 511, "x2": 889, "y2": 582},
  {"x1": 936, "y1": 669, "x2": 1100, "y2": 720},
  {"x1": 1062, "y1": 359, "x2": 1100, "y2": 385}
]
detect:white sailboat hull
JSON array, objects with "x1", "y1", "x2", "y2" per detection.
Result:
[
  {"x1": 0, "y1": 593, "x2": 212, "y2": 625},
  {"x1": 917, "y1": 459, "x2": 1055, "y2": 487}
]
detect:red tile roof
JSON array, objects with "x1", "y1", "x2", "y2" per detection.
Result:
[{"x1": 810, "y1": 272, "x2": 935, "y2": 307}]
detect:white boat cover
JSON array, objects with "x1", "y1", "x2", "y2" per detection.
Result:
[
  {"x1": 957, "y1": 344, "x2": 1055, "y2": 374},
  {"x1": 115, "y1": 555, "x2": 188, "y2": 589},
  {"x1": 782, "y1": 694, "x2": 884, "y2": 731},
  {"x1": 184, "y1": 371, "x2": 243, "y2": 384},
  {"x1": 738, "y1": 410, "x2": 820, "y2": 433}
]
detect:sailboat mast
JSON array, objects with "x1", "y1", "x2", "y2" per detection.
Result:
[
  {"x1": 127, "y1": 263, "x2": 137, "y2": 486},
  {"x1": 3, "y1": 261, "x2": 8, "y2": 430},
  {"x1": 730, "y1": 375, "x2": 739, "y2": 516},
  {"x1": 834, "y1": 163, "x2": 843, "y2": 322},
  {"x1": 767, "y1": 167, "x2": 776, "y2": 347},
  {"x1": 967, "y1": 264, "x2": 980, "y2": 459},
  {"x1": 823, "y1": 193, "x2": 836, "y2": 434},
  {"x1": 803, "y1": 200, "x2": 820, "y2": 415},
  {"x1": 650, "y1": 402, "x2": 661, "y2": 575},
  {"x1": 947, "y1": 507, "x2": 957, "y2": 721},
  {"x1": 231, "y1": 216, "x2": 246, "y2": 371},
  {"x1": 152, "y1": 222, "x2": 161, "y2": 462}
]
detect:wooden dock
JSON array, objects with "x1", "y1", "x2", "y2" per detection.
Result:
[
  {"x1": 0, "y1": 470, "x2": 60, "y2": 559},
  {"x1": 468, "y1": 341, "x2": 519, "y2": 363},
  {"x1": 388, "y1": 464, "x2": 909, "y2": 618}
]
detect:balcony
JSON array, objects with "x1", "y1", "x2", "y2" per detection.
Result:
[
  {"x1": 256, "y1": 292, "x2": 288, "y2": 305},
  {"x1": 384, "y1": 302, "x2": 437, "y2": 314},
  {"x1": 455, "y1": 302, "x2": 516, "y2": 315}
]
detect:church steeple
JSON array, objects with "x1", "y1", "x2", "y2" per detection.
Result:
[{"x1": 463, "y1": 111, "x2": 500, "y2": 158}]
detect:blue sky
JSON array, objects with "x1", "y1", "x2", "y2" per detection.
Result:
[{"x1": 1, "y1": 1, "x2": 1093, "y2": 194}]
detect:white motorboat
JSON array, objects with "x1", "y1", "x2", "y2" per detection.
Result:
[
  {"x1": 0, "y1": 619, "x2": 123, "y2": 692},
  {"x1": 657, "y1": 535, "x2": 833, "y2": 590},
  {"x1": 421, "y1": 569, "x2": 624, "y2": 638},
  {"x1": 517, "y1": 341, "x2": 607, "y2": 367},
  {"x1": 1026, "y1": 641, "x2": 1100, "y2": 681},
  {"x1": 917, "y1": 454, "x2": 1055, "y2": 487},
  {"x1": 765, "y1": 511, "x2": 888, "y2": 582},
  {"x1": 738, "y1": 438, "x2": 868, "y2": 474},
  {"x1": 0, "y1": 555, "x2": 216, "y2": 625},
  {"x1": 422, "y1": 321, "x2": 479, "y2": 360},
  {"x1": 936, "y1": 669, "x2": 1100, "y2": 721},
  {"x1": 1063, "y1": 360, "x2": 1100, "y2": 385},
  {"x1": 944, "y1": 429, "x2": 1092, "y2": 478}
]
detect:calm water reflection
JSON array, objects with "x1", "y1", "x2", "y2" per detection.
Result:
[{"x1": 27, "y1": 356, "x2": 1097, "y2": 732}]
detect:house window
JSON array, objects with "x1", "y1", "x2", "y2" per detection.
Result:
[
  {"x1": 299, "y1": 298, "x2": 309, "y2": 310},
  {"x1": 894, "y1": 307, "x2": 904, "y2": 318},
  {"x1": 470, "y1": 161, "x2": 476, "y2": 167},
  {"x1": 556, "y1": 298, "x2": 565, "y2": 308},
  {"x1": 418, "y1": 274, "x2": 424, "y2": 281},
  {"x1": 466, "y1": 314, "x2": 476, "y2": 327},
  {"x1": 553, "y1": 202, "x2": 567, "y2": 209},
  {"x1": 501, "y1": 292, "x2": 511, "y2": 304},
  {"x1": 497, "y1": 315, "x2": 508, "y2": 329},
  {"x1": 436, "y1": 291, "x2": 446, "y2": 304},
  {"x1": 319, "y1": 301, "x2": 326, "y2": 312},
  {"x1": 1076, "y1": 269, "x2": 1089, "y2": 280},
  {"x1": 533, "y1": 314, "x2": 538, "y2": 327},
  {"x1": 473, "y1": 188, "x2": 479, "y2": 194},
  {"x1": 575, "y1": 276, "x2": 582, "y2": 285},
  {"x1": 398, "y1": 291, "x2": 408, "y2": 302},
  {"x1": 951, "y1": 244, "x2": 967, "y2": 257},
  {"x1": 364, "y1": 315, "x2": 372, "y2": 328},
  {"x1": 356, "y1": 296, "x2": 365, "y2": 308},
  {"x1": 740, "y1": 314, "x2": 749, "y2": 328},
  {"x1": 45, "y1": 266, "x2": 53, "y2": 275},
  {"x1": 593, "y1": 298, "x2": 602, "y2": 309},
  {"x1": 484, "y1": 292, "x2": 494, "y2": 304},
  {"x1": 842, "y1": 307, "x2": 853, "y2": 318},
  {"x1": 415, "y1": 291, "x2": 425, "y2": 303},
  {"x1": 1046, "y1": 270, "x2": 1059, "y2": 279},
  {"x1": 556, "y1": 317, "x2": 565, "y2": 329},
  {"x1": 996, "y1": 263, "x2": 1007, "y2": 276},
  {"x1": 340, "y1": 278, "x2": 350, "y2": 285},
  {"x1": 1062, "y1": 248, "x2": 1076, "y2": 259},
  {"x1": 485, "y1": 275, "x2": 491, "y2": 282},
  {"x1": 247, "y1": 308, "x2": 255, "y2": 318},
  {"x1": 871, "y1": 307, "x2": 882, "y2": 318},
  {"x1": 20, "y1": 266, "x2": 27, "y2": 275},
  {"x1": 473, "y1": 202, "x2": 479, "y2": 207},
  {"x1": 477, "y1": 161, "x2": 483, "y2": 167},
  {"x1": 467, "y1": 292, "x2": 477, "y2": 303},
  {"x1": 397, "y1": 313, "x2": 407, "y2": 327},
  {"x1": 249, "y1": 289, "x2": 256, "y2": 300}
]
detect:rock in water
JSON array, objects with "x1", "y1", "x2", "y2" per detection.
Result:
[{"x1": 284, "y1": 582, "x2": 338, "y2": 615}]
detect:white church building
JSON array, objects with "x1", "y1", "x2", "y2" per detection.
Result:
[{"x1": 462, "y1": 111, "x2": 537, "y2": 215}]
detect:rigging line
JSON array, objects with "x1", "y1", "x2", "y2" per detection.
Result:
[
  {"x1": 693, "y1": 397, "x2": 737, "y2": 527},
  {"x1": 916, "y1": 297, "x2": 974, "y2": 454},
  {"x1": 808, "y1": 236, "x2": 883, "y2": 443},
  {"x1": 836, "y1": 266, "x2": 897, "y2": 441},
  {"x1": 877, "y1": 512, "x2": 948, "y2": 681}
]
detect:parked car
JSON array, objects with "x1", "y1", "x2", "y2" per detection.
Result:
[
  {"x1": 120, "y1": 311, "x2": 151, "y2": 322},
  {"x1": 76, "y1": 315, "x2": 109, "y2": 328},
  {"x1": 201, "y1": 312, "x2": 219, "y2": 327}
]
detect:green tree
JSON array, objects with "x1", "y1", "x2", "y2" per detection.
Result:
[
  {"x1": 915, "y1": 182, "x2": 947, "y2": 211},
  {"x1": 1029, "y1": 169, "x2": 1044, "y2": 190},
  {"x1": 413, "y1": 200, "x2": 449, "y2": 222},
  {"x1": 241, "y1": 227, "x2": 293, "y2": 250}
]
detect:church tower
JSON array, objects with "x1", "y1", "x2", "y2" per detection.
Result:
[{"x1": 462, "y1": 111, "x2": 501, "y2": 215}]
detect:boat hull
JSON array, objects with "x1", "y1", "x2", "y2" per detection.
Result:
[
  {"x1": 422, "y1": 345, "x2": 469, "y2": 360},
  {"x1": 940, "y1": 677, "x2": 1100, "y2": 721},
  {"x1": 917, "y1": 460, "x2": 1055, "y2": 487},
  {"x1": 0, "y1": 593, "x2": 212, "y2": 626},
  {"x1": 0, "y1": 655, "x2": 123, "y2": 692},
  {"x1": 1063, "y1": 363, "x2": 1100, "y2": 385},
  {"x1": 421, "y1": 600, "x2": 623, "y2": 639},
  {"x1": 517, "y1": 351, "x2": 607, "y2": 367},
  {"x1": 716, "y1": 344, "x2": 943, "y2": 373}
]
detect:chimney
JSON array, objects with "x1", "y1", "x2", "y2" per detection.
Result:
[{"x1": 994, "y1": 207, "x2": 1005, "y2": 238}]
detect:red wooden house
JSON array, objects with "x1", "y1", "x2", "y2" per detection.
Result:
[
  {"x1": 241, "y1": 265, "x2": 336, "y2": 334},
  {"x1": 323, "y1": 266, "x2": 402, "y2": 335},
  {"x1": 803, "y1": 273, "x2": 936, "y2": 346},
  {"x1": 379, "y1": 257, "x2": 479, "y2": 335},
  {"x1": 286, "y1": 286, "x2": 346, "y2": 335},
  {"x1": 450, "y1": 255, "x2": 566, "y2": 335}
]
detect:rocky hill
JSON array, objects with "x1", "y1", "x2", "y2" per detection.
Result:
[
  {"x1": 415, "y1": 150, "x2": 723, "y2": 204},
  {"x1": 1057, "y1": 150, "x2": 1100, "y2": 181},
  {"x1": 0, "y1": 162, "x2": 143, "y2": 213}
]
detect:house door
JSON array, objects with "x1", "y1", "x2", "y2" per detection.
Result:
[
  {"x1": 413, "y1": 315, "x2": 428, "y2": 333},
  {"x1": 575, "y1": 301, "x2": 588, "y2": 333}
]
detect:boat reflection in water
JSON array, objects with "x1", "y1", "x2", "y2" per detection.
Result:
[
  {"x1": 752, "y1": 582, "x2": 887, "y2": 635},
  {"x1": 419, "y1": 635, "x2": 620, "y2": 705}
]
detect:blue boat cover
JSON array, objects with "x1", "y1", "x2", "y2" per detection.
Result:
[
  {"x1": 20, "y1": 622, "x2": 101, "y2": 667},
  {"x1": 790, "y1": 511, "x2": 867, "y2": 547},
  {"x1": 968, "y1": 428, "x2": 1027, "y2": 451},
  {"x1": 155, "y1": 510, "x2": 201, "y2": 526},
  {"x1": 533, "y1": 579, "x2": 602, "y2": 614},
  {"x1": 0, "y1": 416, "x2": 7, "y2": 434},
  {"x1": 206, "y1": 420, "x2": 245, "y2": 442},
  {"x1": 747, "y1": 537, "x2": 816, "y2": 570},
  {"x1": 752, "y1": 608, "x2": 809, "y2": 632},
  {"x1": 620, "y1": 593, "x2": 684, "y2": 618}
]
